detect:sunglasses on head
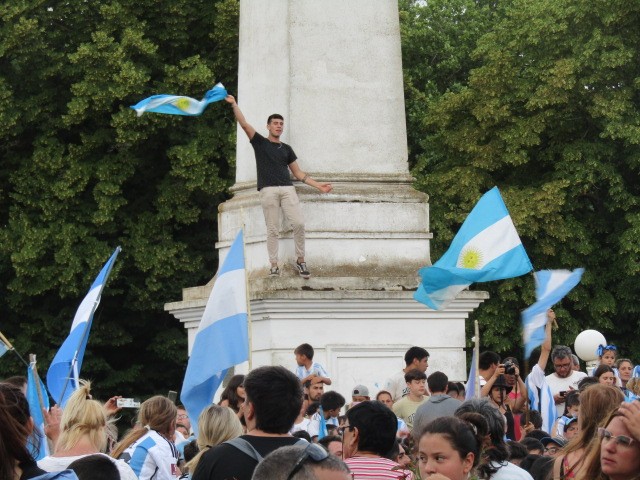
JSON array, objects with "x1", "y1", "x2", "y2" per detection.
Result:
[
  {"x1": 598, "y1": 427, "x2": 636, "y2": 448},
  {"x1": 286, "y1": 443, "x2": 330, "y2": 480}
]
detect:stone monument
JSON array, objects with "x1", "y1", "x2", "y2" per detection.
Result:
[{"x1": 165, "y1": 0, "x2": 487, "y2": 397}]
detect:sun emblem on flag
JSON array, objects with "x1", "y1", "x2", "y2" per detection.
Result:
[
  {"x1": 174, "y1": 97, "x2": 191, "y2": 111},
  {"x1": 458, "y1": 246, "x2": 483, "y2": 269}
]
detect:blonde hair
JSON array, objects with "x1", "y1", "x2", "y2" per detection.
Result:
[
  {"x1": 55, "y1": 381, "x2": 108, "y2": 453},
  {"x1": 111, "y1": 395, "x2": 177, "y2": 459},
  {"x1": 185, "y1": 405, "x2": 242, "y2": 473},
  {"x1": 626, "y1": 377, "x2": 640, "y2": 395}
]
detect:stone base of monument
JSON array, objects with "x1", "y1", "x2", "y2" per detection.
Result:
[{"x1": 164, "y1": 179, "x2": 488, "y2": 398}]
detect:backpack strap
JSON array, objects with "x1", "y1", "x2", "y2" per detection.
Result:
[{"x1": 224, "y1": 437, "x2": 265, "y2": 462}]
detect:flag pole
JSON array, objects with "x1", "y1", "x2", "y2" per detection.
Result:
[
  {"x1": 239, "y1": 217, "x2": 253, "y2": 371},
  {"x1": 29, "y1": 354, "x2": 48, "y2": 416},
  {"x1": 0, "y1": 330, "x2": 30, "y2": 368},
  {"x1": 474, "y1": 320, "x2": 480, "y2": 398}
]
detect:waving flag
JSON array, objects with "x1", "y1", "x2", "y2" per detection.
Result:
[
  {"x1": 27, "y1": 361, "x2": 50, "y2": 460},
  {"x1": 526, "y1": 364, "x2": 557, "y2": 434},
  {"x1": 465, "y1": 347, "x2": 478, "y2": 400},
  {"x1": 415, "y1": 187, "x2": 533, "y2": 310},
  {"x1": 131, "y1": 83, "x2": 227, "y2": 117},
  {"x1": 522, "y1": 269, "x2": 584, "y2": 358},
  {"x1": 181, "y1": 231, "x2": 248, "y2": 436},
  {"x1": 46, "y1": 247, "x2": 121, "y2": 406},
  {"x1": 0, "y1": 337, "x2": 8, "y2": 359}
]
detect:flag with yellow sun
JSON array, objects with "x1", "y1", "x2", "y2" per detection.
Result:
[
  {"x1": 131, "y1": 83, "x2": 227, "y2": 117},
  {"x1": 414, "y1": 187, "x2": 533, "y2": 310}
]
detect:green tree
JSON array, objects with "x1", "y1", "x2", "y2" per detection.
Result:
[
  {"x1": 404, "y1": 0, "x2": 640, "y2": 359},
  {"x1": 0, "y1": 0, "x2": 241, "y2": 398}
]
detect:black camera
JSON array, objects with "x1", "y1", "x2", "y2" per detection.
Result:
[{"x1": 503, "y1": 360, "x2": 517, "y2": 375}]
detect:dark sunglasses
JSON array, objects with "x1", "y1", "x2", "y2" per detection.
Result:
[
  {"x1": 286, "y1": 443, "x2": 329, "y2": 480},
  {"x1": 598, "y1": 427, "x2": 636, "y2": 447}
]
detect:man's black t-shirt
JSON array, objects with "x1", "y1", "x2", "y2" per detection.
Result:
[
  {"x1": 191, "y1": 435, "x2": 302, "y2": 480},
  {"x1": 250, "y1": 132, "x2": 297, "y2": 191}
]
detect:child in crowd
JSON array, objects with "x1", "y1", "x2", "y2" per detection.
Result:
[
  {"x1": 392, "y1": 369, "x2": 428, "y2": 431},
  {"x1": 293, "y1": 343, "x2": 332, "y2": 385},
  {"x1": 307, "y1": 391, "x2": 345, "y2": 440},
  {"x1": 562, "y1": 417, "x2": 579, "y2": 441},
  {"x1": 553, "y1": 390, "x2": 580, "y2": 437},
  {"x1": 597, "y1": 344, "x2": 622, "y2": 386}
]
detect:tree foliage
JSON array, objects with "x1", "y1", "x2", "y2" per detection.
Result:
[
  {"x1": 0, "y1": 0, "x2": 240, "y2": 397},
  {"x1": 402, "y1": 0, "x2": 640, "y2": 361}
]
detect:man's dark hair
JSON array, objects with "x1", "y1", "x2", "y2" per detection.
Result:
[
  {"x1": 320, "y1": 391, "x2": 346, "y2": 411},
  {"x1": 507, "y1": 440, "x2": 528, "y2": 461},
  {"x1": 520, "y1": 437, "x2": 545, "y2": 453},
  {"x1": 427, "y1": 371, "x2": 448, "y2": 393},
  {"x1": 318, "y1": 435, "x2": 342, "y2": 450},
  {"x1": 244, "y1": 365, "x2": 302, "y2": 434},
  {"x1": 346, "y1": 401, "x2": 396, "y2": 456},
  {"x1": 383, "y1": 438, "x2": 401, "y2": 462},
  {"x1": 519, "y1": 409, "x2": 543, "y2": 429},
  {"x1": 404, "y1": 347, "x2": 429, "y2": 366},
  {"x1": 524, "y1": 429, "x2": 548, "y2": 441},
  {"x1": 267, "y1": 113, "x2": 284, "y2": 124},
  {"x1": 551, "y1": 345, "x2": 572, "y2": 362},
  {"x1": 447, "y1": 382, "x2": 461, "y2": 396},
  {"x1": 183, "y1": 439, "x2": 199, "y2": 463},
  {"x1": 577, "y1": 376, "x2": 599, "y2": 392},
  {"x1": 292, "y1": 430, "x2": 311, "y2": 442},
  {"x1": 404, "y1": 368, "x2": 427, "y2": 383},
  {"x1": 68, "y1": 454, "x2": 119, "y2": 480},
  {"x1": 294, "y1": 343, "x2": 314, "y2": 360},
  {"x1": 479, "y1": 351, "x2": 501, "y2": 370}
]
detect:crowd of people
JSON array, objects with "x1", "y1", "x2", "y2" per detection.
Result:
[{"x1": 2, "y1": 315, "x2": 640, "y2": 480}]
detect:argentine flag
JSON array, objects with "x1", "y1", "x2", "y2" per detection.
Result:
[
  {"x1": 0, "y1": 337, "x2": 7, "y2": 358},
  {"x1": 46, "y1": 247, "x2": 121, "y2": 407},
  {"x1": 27, "y1": 363, "x2": 50, "y2": 460},
  {"x1": 131, "y1": 83, "x2": 227, "y2": 117},
  {"x1": 526, "y1": 364, "x2": 557, "y2": 434},
  {"x1": 521, "y1": 269, "x2": 584, "y2": 358},
  {"x1": 181, "y1": 231, "x2": 248, "y2": 436},
  {"x1": 415, "y1": 187, "x2": 533, "y2": 310}
]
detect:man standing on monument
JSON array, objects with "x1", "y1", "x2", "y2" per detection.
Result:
[{"x1": 226, "y1": 95, "x2": 332, "y2": 278}]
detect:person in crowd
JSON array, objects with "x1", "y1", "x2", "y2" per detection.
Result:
[
  {"x1": 524, "y1": 429, "x2": 550, "y2": 442},
  {"x1": 225, "y1": 96, "x2": 332, "y2": 279},
  {"x1": 546, "y1": 344, "x2": 587, "y2": 411},
  {"x1": 593, "y1": 364, "x2": 616, "y2": 386},
  {"x1": 618, "y1": 400, "x2": 640, "y2": 446},
  {"x1": 179, "y1": 440, "x2": 199, "y2": 480},
  {"x1": 520, "y1": 438, "x2": 545, "y2": 456},
  {"x1": 626, "y1": 378, "x2": 640, "y2": 398},
  {"x1": 540, "y1": 437, "x2": 566, "y2": 457},
  {"x1": 294, "y1": 343, "x2": 332, "y2": 386},
  {"x1": 376, "y1": 390, "x2": 410, "y2": 437},
  {"x1": 551, "y1": 390, "x2": 580, "y2": 437},
  {"x1": 413, "y1": 371, "x2": 462, "y2": 438},
  {"x1": 502, "y1": 356, "x2": 527, "y2": 439},
  {"x1": 507, "y1": 441, "x2": 529, "y2": 466},
  {"x1": 392, "y1": 368, "x2": 428, "y2": 431},
  {"x1": 577, "y1": 410, "x2": 640, "y2": 480},
  {"x1": 577, "y1": 375, "x2": 599, "y2": 391},
  {"x1": 192, "y1": 366, "x2": 307, "y2": 480},
  {"x1": 318, "y1": 435, "x2": 343, "y2": 457},
  {"x1": 175, "y1": 405, "x2": 193, "y2": 445},
  {"x1": 342, "y1": 400, "x2": 413, "y2": 479},
  {"x1": 551, "y1": 384, "x2": 624, "y2": 479},
  {"x1": 384, "y1": 346, "x2": 430, "y2": 401},
  {"x1": 38, "y1": 382, "x2": 136, "y2": 480},
  {"x1": 291, "y1": 396, "x2": 311, "y2": 434},
  {"x1": 112, "y1": 395, "x2": 179, "y2": 480},
  {"x1": 486, "y1": 375, "x2": 516, "y2": 441},
  {"x1": 3, "y1": 375, "x2": 28, "y2": 394},
  {"x1": 67, "y1": 454, "x2": 119, "y2": 480},
  {"x1": 597, "y1": 344, "x2": 618, "y2": 368},
  {"x1": 455, "y1": 398, "x2": 533, "y2": 479},
  {"x1": 478, "y1": 351, "x2": 502, "y2": 395},
  {"x1": 447, "y1": 381, "x2": 463, "y2": 400},
  {"x1": 306, "y1": 380, "x2": 325, "y2": 402},
  {"x1": 616, "y1": 359, "x2": 634, "y2": 390},
  {"x1": 252, "y1": 444, "x2": 352, "y2": 480},
  {"x1": 0, "y1": 383, "x2": 78, "y2": 479},
  {"x1": 350, "y1": 385, "x2": 370, "y2": 405},
  {"x1": 307, "y1": 391, "x2": 346, "y2": 440},
  {"x1": 563, "y1": 417, "x2": 579, "y2": 441},
  {"x1": 384, "y1": 438, "x2": 412, "y2": 470},
  {"x1": 417, "y1": 415, "x2": 482, "y2": 480},
  {"x1": 527, "y1": 456, "x2": 555, "y2": 480},
  {"x1": 218, "y1": 374, "x2": 246, "y2": 413},
  {"x1": 186, "y1": 405, "x2": 243, "y2": 475},
  {"x1": 520, "y1": 409, "x2": 544, "y2": 436},
  {"x1": 571, "y1": 354, "x2": 581, "y2": 372}
]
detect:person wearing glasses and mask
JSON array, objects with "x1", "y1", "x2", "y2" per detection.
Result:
[{"x1": 252, "y1": 444, "x2": 352, "y2": 480}]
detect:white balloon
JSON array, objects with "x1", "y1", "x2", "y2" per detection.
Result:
[{"x1": 574, "y1": 330, "x2": 607, "y2": 362}]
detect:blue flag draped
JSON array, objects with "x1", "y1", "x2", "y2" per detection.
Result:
[
  {"x1": 521, "y1": 269, "x2": 584, "y2": 358},
  {"x1": 46, "y1": 247, "x2": 121, "y2": 407},
  {"x1": 181, "y1": 231, "x2": 248, "y2": 436},
  {"x1": 465, "y1": 348, "x2": 478, "y2": 400},
  {"x1": 415, "y1": 187, "x2": 533, "y2": 310},
  {"x1": 131, "y1": 83, "x2": 227, "y2": 117},
  {"x1": 27, "y1": 362, "x2": 50, "y2": 460}
]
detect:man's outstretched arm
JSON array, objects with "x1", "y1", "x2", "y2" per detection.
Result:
[
  {"x1": 225, "y1": 95, "x2": 256, "y2": 140},
  {"x1": 288, "y1": 161, "x2": 333, "y2": 193}
]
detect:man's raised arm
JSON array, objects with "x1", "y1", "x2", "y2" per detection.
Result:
[{"x1": 225, "y1": 95, "x2": 256, "y2": 140}]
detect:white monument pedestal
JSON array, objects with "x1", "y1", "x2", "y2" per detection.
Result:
[{"x1": 164, "y1": 0, "x2": 488, "y2": 399}]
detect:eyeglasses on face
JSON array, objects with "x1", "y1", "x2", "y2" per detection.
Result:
[
  {"x1": 545, "y1": 447, "x2": 559, "y2": 454},
  {"x1": 286, "y1": 443, "x2": 330, "y2": 480},
  {"x1": 598, "y1": 427, "x2": 636, "y2": 448},
  {"x1": 177, "y1": 414, "x2": 189, "y2": 419},
  {"x1": 337, "y1": 425, "x2": 355, "y2": 436}
]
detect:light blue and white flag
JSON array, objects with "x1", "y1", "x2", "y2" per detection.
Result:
[
  {"x1": 181, "y1": 231, "x2": 248, "y2": 436},
  {"x1": 521, "y1": 269, "x2": 584, "y2": 358},
  {"x1": 131, "y1": 83, "x2": 227, "y2": 117},
  {"x1": 465, "y1": 348, "x2": 478, "y2": 400},
  {"x1": 27, "y1": 362, "x2": 50, "y2": 460},
  {"x1": 0, "y1": 337, "x2": 8, "y2": 358},
  {"x1": 415, "y1": 187, "x2": 533, "y2": 310},
  {"x1": 46, "y1": 247, "x2": 121, "y2": 407},
  {"x1": 525, "y1": 364, "x2": 556, "y2": 434}
]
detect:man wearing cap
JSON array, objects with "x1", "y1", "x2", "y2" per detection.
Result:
[
  {"x1": 540, "y1": 436, "x2": 567, "y2": 457},
  {"x1": 350, "y1": 385, "x2": 370, "y2": 409}
]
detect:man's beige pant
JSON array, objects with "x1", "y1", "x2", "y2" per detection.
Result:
[{"x1": 259, "y1": 186, "x2": 305, "y2": 264}]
